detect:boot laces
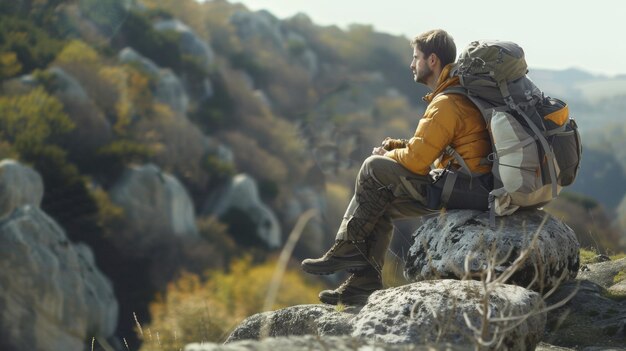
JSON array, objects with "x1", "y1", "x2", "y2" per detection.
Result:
[{"x1": 336, "y1": 274, "x2": 357, "y2": 293}]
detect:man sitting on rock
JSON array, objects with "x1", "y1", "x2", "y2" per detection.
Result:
[{"x1": 301, "y1": 29, "x2": 493, "y2": 305}]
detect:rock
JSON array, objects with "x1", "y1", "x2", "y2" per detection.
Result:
[
  {"x1": 109, "y1": 164, "x2": 198, "y2": 252},
  {"x1": 157, "y1": 69, "x2": 189, "y2": 114},
  {"x1": 119, "y1": 47, "x2": 190, "y2": 114},
  {"x1": 543, "y1": 279, "x2": 626, "y2": 349},
  {"x1": 47, "y1": 66, "x2": 89, "y2": 100},
  {"x1": 577, "y1": 257, "x2": 626, "y2": 290},
  {"x1": 353, "y1": 280, "x2": 545, "y2": 349},
  {"x1": 118, "y1": 47, "x2": 160, "y2": 76},
  {"x1": 0, "y1": 195, "x2": 117, "y2": 350},
  {"x1": 608, "y1": 279, "x2": 626, "y2": 296},
  {"x1": 187, "y1": 335, "x2": 472, "y2": 351},
  {"x1": 46, "y1": 66, "x2": 112, "y2": 152},
  {"x1": 153, "y1": 19, "x2": 215, "y2": 68},
  {"x1": 284, "y1": 186, "x2": 331, "y2": 257},
  {"x1": 225, "y1": 280, "x2": 545, "y2": 350},
  {"x1": 405, "y1": 210, "x2": 580, "y2": 292},
  {"x1": 230, "y1": 10, "x2": 285, "y2": 50},
  {"x1": 0, "y1": 159, "x2": 44, "y2": 219},
  {"x1": 226, "y1": 304, "x2": 355, "y2": 342},
  {"x1": 204, "y1": 174, "x2": 281, "y2": 249}
]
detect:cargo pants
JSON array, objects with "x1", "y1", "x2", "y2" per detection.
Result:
[{"x1": 335, "y1": 155, "x2": 436, "y2": 272}]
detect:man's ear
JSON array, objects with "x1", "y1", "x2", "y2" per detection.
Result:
[{"x1": 428, "y1": 53, "x2": 438, "y2": 67}]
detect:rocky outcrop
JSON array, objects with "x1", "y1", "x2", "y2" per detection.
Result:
[
  {"x1": 284, "y1": 186, "x2": 330, "y2": 256},
  {"x1": 46, "y1": 66, "x2": 113, "y2": 152},
  {"x1": 0, "y1": 160, "x2": 44, "y2": 219},
  {"x1": 186, "y1": 336, "x2": 472, "y2": 351},
  {"x1": 153, "y1": 19, "x2": 216, "y2": 68},
  {"x1": 230, "y1": 10, "x2": 285, "y2": 50},
  {"x1": 0, "y1": 160, "x2": 117, "y2": 351},
  {"x1": 542, "y1": 258, "x2": 626, "y2": 349},
  {"x1": 225, "y1": 280, "x2": 545, "y2": 350},
  {"x1": 109, "y1": 164, "x2": 198, "y2": 252},
  {"x1": 405, "y1": 210, "x2": 580, "y2": 292},
  {"x1": 119, "y1": 47, "x2": 190, "y2": 114},
  {"x1": 204, "y1": 174, "x2": 281, "y2": 249}
]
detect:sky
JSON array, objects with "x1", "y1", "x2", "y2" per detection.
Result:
[{"x1": 222, "y1": 0, "x2": 626, "y2": 77}]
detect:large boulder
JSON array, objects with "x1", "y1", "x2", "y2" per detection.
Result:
[
  {"x1": 109, "y1": 164, "x2": 198, "y2": 252},
  {"x1": 284, "y1": 186, "x2": 331, "y2": 257},
  {"x1": 542, "y1": 258, "x2": 626, "y2": 349},
  {"x1": 204, "y1": 174, "x2": 281, "y2": 249},
  {"x1": 187, "y1": 335, "x2": 472, "y2": 351},
  {"x1": 225, "y1": 280, "x2": 545, "y2": 350},
  {"x1": 153, "y1": 19, "x2": 216, "y2": 68},
  {"x1": 230, "y1": 10, "x2": 285, "y2": 50},
  {"x1": 0, "y1": 159, "x2": 44, "y2": 219},
  {"x1": 0, "y1": 161, "x2": 117, "y2": 351},
  {"x1": 119, "y1": 47, "x2": 190, "y2": 114},
  {"x1": 46, "y1": 66, "x2": 112, "y2": 153},
  {"x1": 405, "y1": 210, "x2": 580, "y2": 292}
]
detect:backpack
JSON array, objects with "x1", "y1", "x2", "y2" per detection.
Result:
[{"x1": 440, "y1": 40, "x2": 582, "y2": 223}]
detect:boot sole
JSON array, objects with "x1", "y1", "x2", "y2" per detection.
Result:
[{"x1": 301, "y1": 260, "x2": 370, "y2": 275}]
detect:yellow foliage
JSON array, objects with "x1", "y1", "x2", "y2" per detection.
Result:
[
  {"x1": 90, "y1": 185, "x2": 125, "y2": 230},
  {"x1": 0, "y1": 87, "x2": 75, "y2": 145},
  {"x1": 141, "y1": 256, "x2": 322, "y2": 349},
  {"x1": 0, "y1": 51, "x2": 22, "y2": 78},
  {"x1": 99, "y1": 65, "x2": 152, "y2": 134},
  {"x1": 55, "y1": 40, "x2": 100, "y2": 65}
]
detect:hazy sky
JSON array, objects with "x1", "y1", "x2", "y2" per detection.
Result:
[{"x1": 223, "y1": 0, "x2": 626, "y2": 77}]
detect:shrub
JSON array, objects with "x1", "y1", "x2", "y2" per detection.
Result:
[
  {"x1": 140, "y1": 256, "x2": 323, "y2": 349},
  {"x1": 0, "y1": 15, "x2": 62, "y2": 77}
]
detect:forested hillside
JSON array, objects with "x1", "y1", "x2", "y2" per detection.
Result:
[{"x1": 0, "y1": 0, "x2": 624, "y2": 349}]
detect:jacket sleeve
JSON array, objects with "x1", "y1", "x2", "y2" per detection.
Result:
[{"x1": 385, "y1": 95, "x2": 459, "y2": 175}]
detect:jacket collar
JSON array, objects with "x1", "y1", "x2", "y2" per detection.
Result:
[{"x1": 423, "y1": 63, "x2": 459, "y2": 103}]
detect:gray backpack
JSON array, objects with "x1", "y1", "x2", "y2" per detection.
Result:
[{"x1": 440, "y1": 41, "x2": 582, "y2": 223}]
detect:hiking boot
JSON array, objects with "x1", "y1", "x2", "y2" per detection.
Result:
[
  {"x1": 301, "y1": 239, "x2": 370, "y2": 275},
  {"x1": 318, "y1": 267, "x2": 382, "y2": 306}
]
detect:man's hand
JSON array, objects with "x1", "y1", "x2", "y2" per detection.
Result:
[
  {"x1": 381, "y1": 137, "x2": 394, "y2": 151},
  {"x1": 372, "y1": 146, "x2": 386, "y2": 156}
]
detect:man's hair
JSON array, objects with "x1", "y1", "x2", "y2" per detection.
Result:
[{"x1": 411, "y1": 29, "x2": 456, "y2": 67}]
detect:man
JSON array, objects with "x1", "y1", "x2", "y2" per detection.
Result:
[{"x1": 301, "y1": 29, "x2": 492, "y2": 305}]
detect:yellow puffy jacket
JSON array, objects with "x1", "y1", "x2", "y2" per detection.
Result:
[{"x1": 385, "y1": 64, "x2": 492, "y2": 176}]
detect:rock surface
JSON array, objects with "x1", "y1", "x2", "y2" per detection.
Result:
[
  {"x1": 188, "y1": 335, "x2": 472, "y2": 351},
  {"x1": 405, "y1": 210, "x2": 580, "y2": 292},
  {"x1": 543, "y1": 259, "x2": 626, "y2": 349},
  {"x1": 153, "y1": 19, "x2": 215, "y2": 68},
  {"x1": 226, "y1": 280, "x2": 545, "y2": 350},
  {"x1": 0, "y1": 160, "x2": 44, "y2": 219},
  {"x1": 119, "y1": 47, "x2": 190, "y2": 114},
  {"x1": 0, "y1": 162, "x2": 117, "y2": 351},
  {"x1": 109, "y1": 164, "x2": 198, "y2": 252},
  {"x1": 204, "y1": 174, "x2": 281, "y2": 249}
]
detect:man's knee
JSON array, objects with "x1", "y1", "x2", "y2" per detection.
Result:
[{"x1": 361, "y1": 155, "x2": 395, "y2": 179}]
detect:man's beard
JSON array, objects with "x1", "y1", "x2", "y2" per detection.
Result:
[{"x1": 415, "y1": 65, "x2": 432, "y2": 84}]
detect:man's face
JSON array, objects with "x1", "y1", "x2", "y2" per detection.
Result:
[{"x1": 410, "y1": 47, "x2": 432, "y2": 84}]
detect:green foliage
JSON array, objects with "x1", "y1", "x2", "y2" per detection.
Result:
[
  {"x1": 0, "y1": 15, "x2": 63, "y2": 78},
  {"x1": 90, "y1": 140, "x2": 152, "y2": 182},
  {"x1": 197, "y1": 216, "x2": 236, "y2": 267},
  {"x1": 55, "y1": 39, "x2": 100, "y2": 65},
  {"x1": 140, "y1": 256, "x2": 322, "y2": 349},
  {"x1": 0, "y1": 87, "x2": 75, "y2": 147},
  {"x1": 614, "y1": 270, "x2": 626, "y2": 284},
  {"x1": 579, "y1": 248, "x2": 599, "y2": 265},
  {"x1": 203, "y1": 154, "x2": 235, "y2": 183}
]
